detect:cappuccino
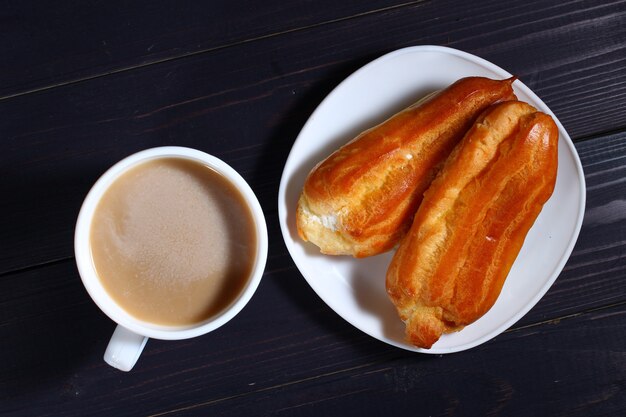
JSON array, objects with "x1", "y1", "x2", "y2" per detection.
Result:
[{"x1": 89, "y1": 157, "x2": 257, "y2": 326}]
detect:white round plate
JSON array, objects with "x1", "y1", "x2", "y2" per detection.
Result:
[{"x1": 277, "y1": 45, "x2": 586, "y2": 353}]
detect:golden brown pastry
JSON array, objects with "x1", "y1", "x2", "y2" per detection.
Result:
[
  {"x1": 386, "y1": 100, "x2": 559, "y2": 349},
  {"x1": 297, "y1": 76, "x2": 517, "y2": 257}
]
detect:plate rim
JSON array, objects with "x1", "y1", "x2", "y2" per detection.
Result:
[{"x1": 277, "y1": 45, "x2": 586, "y2": 353}]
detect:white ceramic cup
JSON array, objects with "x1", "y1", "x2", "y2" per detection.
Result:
[{"x1": 75, "y1": 146, "x2": 268, "y2": 371}]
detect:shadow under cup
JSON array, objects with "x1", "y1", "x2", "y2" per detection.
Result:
[{"x1": 75, "y1": 147, "x2": 268, "y2": 371}]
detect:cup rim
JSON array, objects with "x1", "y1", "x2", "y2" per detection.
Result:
[{"x1": 74, "y1": 146, "x2": 268, "y2": 340}]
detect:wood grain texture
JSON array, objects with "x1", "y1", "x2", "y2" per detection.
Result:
[
  {"x1": 0, "y1": 0, "x2": 416, "y2": 98},
  {"x1": 2, "y1": 0, "x2": 625, "y2": 137},
  {"x1": 146, "y1": 306, "x2": 625, "y2": 417},
  {"x1": 1, "y1": 254, "x2": 623, "y2": 416}
]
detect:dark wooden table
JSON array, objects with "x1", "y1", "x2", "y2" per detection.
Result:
[{"x1": 2, "y1": 1, "x2": 625, "y2": 415}]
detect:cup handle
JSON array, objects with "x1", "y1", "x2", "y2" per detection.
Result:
[{"x1": 103, "y1": 325, "x2": 148, "y2": 372}]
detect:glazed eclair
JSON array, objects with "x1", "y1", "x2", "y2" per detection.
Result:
[
  {"x1": 297, "y1": 76, "x2": 517, "y2": 257},
  {"x1": 386, "y1": 100, "x2": 559, "y2": 349}
]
